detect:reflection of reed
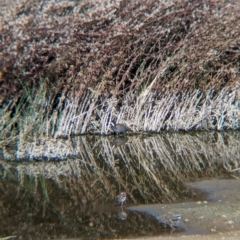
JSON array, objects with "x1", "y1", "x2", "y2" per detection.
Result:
[
  {"x1": 1, "y1": 131, "x2": 240, "y2": 205},
  {"x1": 0, "y1": 172, "x2": 178, "y2": 239}
]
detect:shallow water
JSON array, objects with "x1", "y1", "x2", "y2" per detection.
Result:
[{"x1": 0, "y1": 131, "x2": 240, "y2": 239}]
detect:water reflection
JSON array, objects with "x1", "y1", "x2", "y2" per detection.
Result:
[
  {"x1": 112, "y1": 136, "x2": 129, "y2": 147},
  {"x1": 0, "y1": 131, "x2": 240, "y2": 239},
  {"x1": 118, "y1": 209, "x2": 127, "y2": 221}
]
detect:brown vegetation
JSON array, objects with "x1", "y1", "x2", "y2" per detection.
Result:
[{"x1": 1, "y1": 0, "x2": 240, "y2": 138}]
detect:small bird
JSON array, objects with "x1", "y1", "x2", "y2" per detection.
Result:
[
  {"x1": 169, "y1": 215, "x2": 182, "y2": 228},
  {"x1": 110, "y1": 123, "x2": 131, "y2": 134},
  {"x1": 116, "y1": 192, "x2": 127, "y2": 207}
]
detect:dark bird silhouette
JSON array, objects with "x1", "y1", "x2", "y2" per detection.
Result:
[{"x1": 110, "y1": 123, "x2": 131, "y2": 134}]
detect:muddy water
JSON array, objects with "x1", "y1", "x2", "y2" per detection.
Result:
[{"x1": 0, "y1": 131, "x2": 240, "y2": 239}]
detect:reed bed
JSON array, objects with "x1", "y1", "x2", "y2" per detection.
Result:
[
  {"x1": 1, "y1": 86, "x2": 239, "y2": 143},
  {"x1": 1, "y1": 0, "x2": 240, "y2": 142}
]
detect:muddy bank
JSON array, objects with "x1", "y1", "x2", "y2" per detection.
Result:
[
  {"x1": 127, "y1": 179, "x2": 240, "y2": 238},
  {"x1": 129, "y1": 230, "x2": 240, "y2": 240}
]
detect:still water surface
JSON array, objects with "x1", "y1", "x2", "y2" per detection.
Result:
[{"x1": 0, "y1": 131, "x2": 240, "y2": 239}]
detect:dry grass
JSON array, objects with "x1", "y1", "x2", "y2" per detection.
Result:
[
  {"x1": 1, "y1": 0, "x2": 240, "y2": 140},
  {"x1": 1, "y1": 85, "x2": 239, "y2": 143},
  {"x1": 3, "y1": 87, "x2": 239, "y2": 139}
]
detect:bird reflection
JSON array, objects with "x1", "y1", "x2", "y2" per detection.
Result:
[
  {"x1": 112, "y1": 136, "x2": 128, "y2": 147},
  {"x1": 117, "y1": 210, "x2": 128, "y2": 221}
]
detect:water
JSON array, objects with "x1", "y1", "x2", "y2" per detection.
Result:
[{"x1": 0, "y1": 131, "x2": 240, "y2": 239}]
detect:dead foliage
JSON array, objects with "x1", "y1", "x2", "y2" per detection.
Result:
[{"x1": 2, "y1": 0, "x2": 240, "y2": 107}]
